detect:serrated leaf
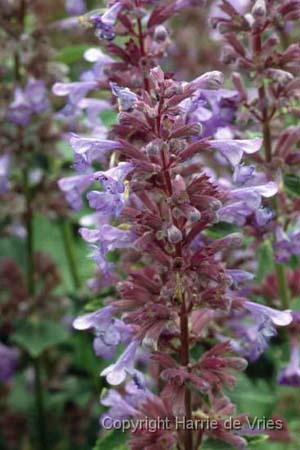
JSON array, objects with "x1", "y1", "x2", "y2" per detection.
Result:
[
  {"x1": 12, "y1": 319, "x2": 69, "y2": 358},
  {"x1": 284, "y1": 174, "x2": 300, "y2": 196}
]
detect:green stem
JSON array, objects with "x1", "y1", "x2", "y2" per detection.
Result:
[
  {"x1": 256, "y1": 70, "x2": 290, "y2": 310},
  {"x1": 23, "y1": 168, "x2": 35, "y2": 296},
  {"x1": 33, "y1": 358, "x2": 48, "y2": 450},
  {"x1": 60, "y1": 220, "x2": 81, "y2": 290},
  {"x1": 275, "y1": 263, "x2": 290, "y2": 310}
]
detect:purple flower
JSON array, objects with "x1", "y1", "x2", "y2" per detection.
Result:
[
  {"x1": 7, "y1": 88, "x2": 32, "y2": 126},
  {"x1": 52, "y1": 81, "x2": 97, "y2": 116},
  {"x1": 189, "y1": 89, "x2": 239, "y2": 137},
  {"x1": 0, "y1": 343, "x2": 19, "y2": 381},
  {"x1": 80, "y1": 225, "x2": 136, "y2": 275},
  {"x1": 224, "y1": 298, "x2": 291, "y2": 361},
  {"x1": 86, "y1": 163, "x2": 133, "y2": 217},
  {"x1": 278, "y1": 336, "x2": 300, "y2": 387},
  {"x1": 94, "y1": 162, "x2": 133, "y2": 194},
  {"x1": 58, "y1": 173, "x2": 93, "y2": 210},
  {"x1": 274, "y1": 223, "x2": 300, "y2": 263},
  {"x1": 7, "y1": 80, "x2": 49, "y2": 126},
  {"x1": 78, "y1": 98, "x2": 110, "y2": 129},
  {"x1": 65, "y1": 0, "x2": 86, "y2": 15},
  {"x1": 227, "y1": 269, "x2": 254, "y2": 287},
  {"x1": 100, "y1": 376, "x2": 152, "y2": 425},
  {"x1": 0, "y1": 154, "x2": 10, "y2": 194},
  {"x1": 233, "y1": 165, "x2": 256, "y2": 186},
  {"x1": 188, "y1": 71, "x2": 224, "y2": 90},
  {"x1": 80, "y1": 225, "x2": 136, "y2": 250},
  {"x1": 81, "y1": 48, "x2": 113, "y2": 82},
  {"x1": 110, "y1": 83, "x2": 138, "y2": 111},
  {"x1": 209, "y1": 137, "x2": 262, "y2": 167},
  {"x1": 226, "y1": 316, "x2": 277, "y2": 362},
  {"x1": 24, "y1": 80, "x2": 49, "y2": 114},
  {"x1": 70, "y1": 134, "x2": 122, "y2": 170},
  {"x1": 101, "y1": 340, "x2": 139, "y2": 385},
  {"x1": 87, "y1": 191, "x2": 125, "y2": 216},
  {"x1": 243, "y1": 300, "x2": 292, "y2": 327},
  {"x1": 73, "y1": 306, "x2": 132, "y2": 359},
  {"x1": 90, "y1": 3, "x2": 123, "y2": 41},
  {"x1": 219, "y1": 181, "x2": 277, "y2": 225},
  {"x1": 253, "y1": 207, "x2": 273, "y2": 227},
  {"x1": 100, "y1": 389, "x2": 139, "y2": 424}
]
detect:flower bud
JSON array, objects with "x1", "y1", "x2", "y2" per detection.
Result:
[
  {"x1": 252, "y1": 0, "x2": 266, "y2": 18},
  {"x1": 190, "y1": 71, "x2": 224, "y2": 90},
  {"x1": 266, "y1": 69, "x2": 294, "y2": 86},
  {"x1": 232, "y1": 72, "x2": 247, "y2": 101},
  {"x1": 145, "y1": 142, "x2": 160, "y2": 156},
  {"x1": 167, "y1": 225, "x2": 183, "y2": 244},
  {"x1": 154, "y1": 25, "x2": 168, "y2": 42}
]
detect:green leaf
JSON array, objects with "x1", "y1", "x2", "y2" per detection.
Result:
[
  {"x1": 284, "y1": 174, "x2": 300, "y2": 196},
  {"x1": 202, "y1": 439, "x2": 232, "y2": 449},
  {"x1": 8, "y1": 374, "x2": 34, "y2": 412},
  {"x1": 247, "y1": 434, "x2": 269, "y2": 445},
  {"x1": 100, "y1": 110, "x2": 118, "y2": 127},
  {"x1": 12, "y1": 319, "x2": 69, "y2": 358},
  {"x1": 256, "y1": 240, "x2": 274, "y2": 282},
  {"x1": 93, "y1": 430, "x2": 128, "y2": 450},
  {"x1": 57, "y1": 44, "x2": 90, "y2": 65}
]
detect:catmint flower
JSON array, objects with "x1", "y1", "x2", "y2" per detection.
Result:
[
  {"x1": 80, "y1": 225, "x2": 136, "y2": 252},
  {"x1": 24, "y1": 80, "x2": 49, "y2": 114},
  {"x1": 226, "y1": 315, "x2": 277, "y2": 362},
  {"x1": 70, "y1": 134, "x2": 122, "y2": 169},
  {"x1": 274, "y1": 224, "x2": 300, "y2": 263},
  {"x1": 110, "y1": 83, "x2": 138, "y2": 111},
  {"x1": 52, "y1": 81, "x2": 98, "y2": 115},
  {"x1": 278, "y1": 336, "x2": 300, "y2": 387},
  {"x1": 74, "y1": 306, "x2": 132, "y2": 359},
  {"x1": 73, "y1": 305, "x2": 116, "y2": 330},
  {"x1": 218, "y1": 181, "x2": 277, "y2": 225},
  {"x1": 7, "y1": 81, "x2": 48, "y2": 126},
  {"x1": 233, "y1": 164, "x2": 255, "y2": 185},
  {"x1": 89, "y1": 3, "x2": 123, "y2": 41},
  {"x1": 81, "y1": 49, "x2": 114, "y2": 82},
  {"x1": 100, "y1": 389, "x2": 139, "y2": 424},
  {"x1": 65, "y1": 0, "x2": 86, "y2": 15},
  {"x1": 0, "y1": 343, "x2": 19, "y2": 381},
  {"x1": 94, "y1": 162, "x2": 133, "y2": 194},
  {"x1": 100, "y1": 377, "x2": 151, "y2": 425},
  {"x1": 0, "y1": 154, "x2": 10, "y2": 194},
  {"x1": 254, "y1": 207, "x2": 274, "y2": 226},
  {"x1": 7, "y1": 88, "x2": 32, "y2": 126},
  {"x1": 188, "y1": 71, "x2": 224, "y2": 90},
  {"x1": 101, "y1": 340, "x2": 139, "y2": 385},
  {"x1": 243, "y1": 300, "x2": 292, "y2": 327},
  {"x1": 187, "y1": 89, "x2": 239, "y2": 138},
  {"x1": 58, "y1": 174, "x2": 93, "y2": 210},
  {"x1": 85, "y1": 163, "x2": 132, "y2": 217},
  {"x1": 209, "y1": 137, "x2": 262, "y2": 167},
  {"x1": 87, "y1": 191, "x2": 125, "y2": 217},
  {"x1": 78, "y1": 98, "x2": 110, "y2": 130}
]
